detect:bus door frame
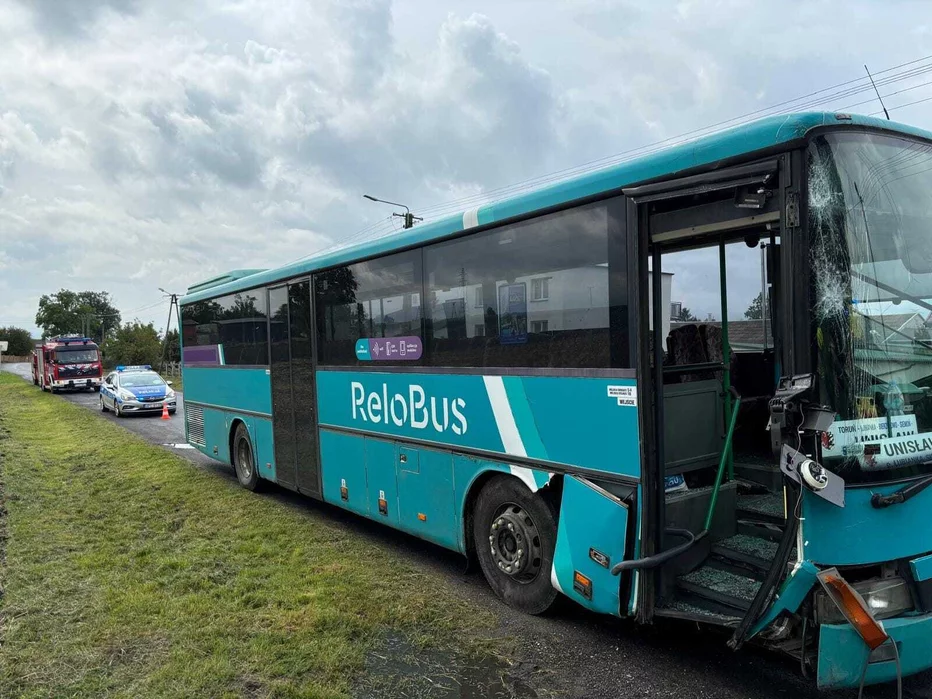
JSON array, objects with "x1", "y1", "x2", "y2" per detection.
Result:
[
  {"x1": 268, "y1": 278, "x2": 324, "y2": 499},
  {"x1": 623, "y1": 155, "x2": 792, "y2": 625}
]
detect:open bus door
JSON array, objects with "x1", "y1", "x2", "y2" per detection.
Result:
[{"x1": 620, "y1": 153, "x2": 806, "y2": 643}]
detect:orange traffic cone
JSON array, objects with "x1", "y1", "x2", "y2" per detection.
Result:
[{"x1": 161, "y1": 402, "x2": 170, "y2": 420}]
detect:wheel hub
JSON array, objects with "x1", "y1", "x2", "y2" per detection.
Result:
[
  {"x1": 237, "y1": 441, "x2": 252, "y2": 480},
  {"x1": 488, "y1": 504, "x2": 542, "y2": 582}
]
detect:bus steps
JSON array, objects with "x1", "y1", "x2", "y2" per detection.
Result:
[
  {"x1": 736, "y1": 519, "x2": 784, "y2": 543},
  {"x1": 709, "y1": 536, "x2": 776, "y2": 581},
  {"x1": 675, "y1": 566, "x2": 763, "y2": 614},
  {"x1": 734, "y1": 476, "x2": 771, "y2": 495},
  {"x1": 656, "y1": 598, "x2": 743, "y2": 627},
  {"x1": 736, "y1": 492, "x2": 787, "y2": 526}
]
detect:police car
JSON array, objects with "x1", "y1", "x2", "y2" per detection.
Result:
[{"x1": 99, "y1": 365, "x2": 177, "y2": 417}]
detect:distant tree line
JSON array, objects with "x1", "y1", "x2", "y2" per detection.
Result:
[{"x1": 11, "y1": 288, "x2": 182, "y2": 369}]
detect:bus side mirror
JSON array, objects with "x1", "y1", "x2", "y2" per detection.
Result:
[{"x1": 780, "y1": 445, "x2": 845, "y2": 508}]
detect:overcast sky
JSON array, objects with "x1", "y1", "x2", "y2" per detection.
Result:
[{"x1": 2, "y1": 0, "x2": 932, "y2": 336}]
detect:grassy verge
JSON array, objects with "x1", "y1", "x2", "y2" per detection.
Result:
[{"x1": 0, "y1": 373, "x2": 501, "y2": 697}]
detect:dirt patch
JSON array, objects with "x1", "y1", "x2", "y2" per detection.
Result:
[{"x1": 354, "y1": 631, "x2": 554, "y2": 699}]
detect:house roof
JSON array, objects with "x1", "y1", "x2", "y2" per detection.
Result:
[{"x1": 670, "y1": 320, "x2": 772, "y2": 350}]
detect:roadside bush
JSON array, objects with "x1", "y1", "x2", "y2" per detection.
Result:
[
  {"x1": 102, "y1": 321, "x2": 162, "y2": 368},
  {"x1": 0, "y1": 326, "x2": 34, "y2": 355}
]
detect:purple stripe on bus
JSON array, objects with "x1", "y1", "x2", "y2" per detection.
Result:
[{"x1": 183, "y1": 345, "x2": 221, "y2": 366}]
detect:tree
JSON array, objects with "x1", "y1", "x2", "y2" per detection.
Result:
[
  {"x1": 744, "y1": 292, "x2": 764, "y2": 320},
  {"x1": 677, "y1": 307, "x2": 698, "y2": 322},
  {"x1": 102, "y1": 321, "x2": 161, "y2": 368},
  {"x1": 0, "y1": 326, "x2": 34, "y2": 355},
  {"x1": 35, "y1": 290, "x2": 121, "y2": 341},
  {"x1": 163, "y1": 329, "x2": 181, "y2": 363}
]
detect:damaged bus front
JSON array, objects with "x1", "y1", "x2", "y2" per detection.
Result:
[{"x1": 767, "y1": 129, "x2": 932, "y2": 690}]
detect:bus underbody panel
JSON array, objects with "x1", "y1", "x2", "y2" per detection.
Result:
[{"x1": 552, "y1": 475, "x2": 630, "y2": 617}]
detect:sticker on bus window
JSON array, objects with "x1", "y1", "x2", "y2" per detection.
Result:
[
  {"x1": 859, "y1": 431, "x2": 932, "y2": 471},
  {"x1": 608, "y1": 385, "x2": 637, "y2": 407},
  {"x1": 822, "y1": 415, "x2": 917, "y2": 459},
  {"x1": 498, "y1": 283, "x2": 528, "y2": 345},
  {"x1": 355, "y1": 337, "x2": 422, "y2": 361}
]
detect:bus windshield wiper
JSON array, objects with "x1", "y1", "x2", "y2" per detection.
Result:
[{"x1": 871, "y1": 474, "x2": 932, "y2": 509}]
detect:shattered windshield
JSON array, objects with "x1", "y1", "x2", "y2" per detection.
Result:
[{"x1": 809, "y1": 131, "x2": 932, "y2": 483}]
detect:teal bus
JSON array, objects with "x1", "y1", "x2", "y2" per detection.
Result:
[{"x1": 179, "y1": 112, "x2": 932, "y2": 691}]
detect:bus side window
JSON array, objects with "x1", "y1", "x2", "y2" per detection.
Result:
[
  {"x1": 315, "y1": 250, "x2": 424, "y2": 366},
  {"x1": 423, "y1": 198, "x2": 628, "y2": 369}
]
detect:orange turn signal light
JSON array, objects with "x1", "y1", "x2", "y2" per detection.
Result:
[
  {"x1": 573, "y1": 571, "x2": 593, "y2": 600},
  {"x1": 817, "y1": 568, "x2": 890, "y2": 651}
]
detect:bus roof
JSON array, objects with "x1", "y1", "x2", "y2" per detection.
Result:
[{"x1": 181, "y1": 111, "x2": 932, "y2": 305}]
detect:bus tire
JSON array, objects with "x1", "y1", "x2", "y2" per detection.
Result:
[
  {"x1": 232, "y1": 423, "x2": 261, "y2": 492},
  {"x1": 473, "y1": 475, "x2": 558, "y2": 615}
]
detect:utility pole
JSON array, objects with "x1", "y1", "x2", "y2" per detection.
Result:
[{"x1": 158, "y1": 288, "x2": 180, "y2": 372}]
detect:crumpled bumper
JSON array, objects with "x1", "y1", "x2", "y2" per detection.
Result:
[{"x1": 818, "y1": 612, "x2": 932, "y2": 689}]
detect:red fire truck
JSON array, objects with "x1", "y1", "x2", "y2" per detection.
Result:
[{"x1": 33, "y1": 336, "x2": 104, "y2": 393}]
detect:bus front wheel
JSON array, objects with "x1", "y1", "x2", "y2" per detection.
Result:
[
  {"x1": 232, "y1": 423, "x2": 261, "y2": 492},
  {"x1": 473, "y1": 475, "x2": 558, "y2": 615}
]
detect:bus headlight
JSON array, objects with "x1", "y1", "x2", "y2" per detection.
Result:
[{"x1": 815, "y1": 576, "x2": 914, "y2": 625}]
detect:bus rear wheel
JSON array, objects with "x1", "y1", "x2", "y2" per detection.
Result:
[
  {"x1": 232, "y1": 423, "x2": 261, "y2": 492},
  {"x1": 473, "y1": 475, "x2": 558, "y2": 615}
]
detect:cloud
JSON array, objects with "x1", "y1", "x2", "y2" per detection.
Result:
[
  {"x1": 25, "y1": 0, "x2": 141, "y2": 37},
  {"x1": 1, "y1": 0, "x2": 931, "y2": 337}
]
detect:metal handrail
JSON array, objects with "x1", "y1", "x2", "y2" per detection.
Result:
[{"x1": 704, "y1": 387, "x2": 742, "y2": 532}]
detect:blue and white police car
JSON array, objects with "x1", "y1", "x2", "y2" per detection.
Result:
[{"x1": 99, "y1": 365, "x2": 177, "y2": 417}]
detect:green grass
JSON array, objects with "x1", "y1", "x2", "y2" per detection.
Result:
[{"x1": 0, "y1": 373, "x2": 502, "y2": 698}]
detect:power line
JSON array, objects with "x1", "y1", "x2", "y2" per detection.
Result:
[
  {"x1": 122, "y1": 299, "x2": 166, "y2": 316},
  {"x1": 285, "y1": 215, "x2": 394, "y2": 265},
  {"x1": 872, "y1": 93, "x2": 932, "y2": 117},
  {"x1": 299, "y1": 53, "x2": 932, "y2": 256},
  {"x1": 410, "y1": 55, "x2": 932, "y2": 221}
]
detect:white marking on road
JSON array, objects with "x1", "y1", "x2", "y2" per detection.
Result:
[{"x1": 163, "y1": 443, "x2": 195, "y2": 449}]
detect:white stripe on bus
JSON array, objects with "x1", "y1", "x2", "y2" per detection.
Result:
[
  {"x1": 482, "y1": 376, "x2": 542, "y2": 492},
  {"x1": 462, "y1": 206, "x2": 480, "y2": 229},
  {"x1": 483, "y1": 376, "x2": 527, "y2": 457}
]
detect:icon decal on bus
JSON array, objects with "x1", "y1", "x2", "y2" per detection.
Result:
[
  {"x1": 350, "y1": 381, "x2": 468, "y2": 435},
  {"x1": 355, "y1": 337, "x2": 423, "y2": 361}
]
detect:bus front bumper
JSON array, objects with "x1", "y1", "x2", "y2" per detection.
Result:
[{"x1": 817, "y1": 612, "x2": 932, "y2": 689}]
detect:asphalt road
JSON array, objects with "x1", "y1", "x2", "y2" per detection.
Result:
[{"x1": 2, "y1": 361, "x2": 929, "y2": 698}]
